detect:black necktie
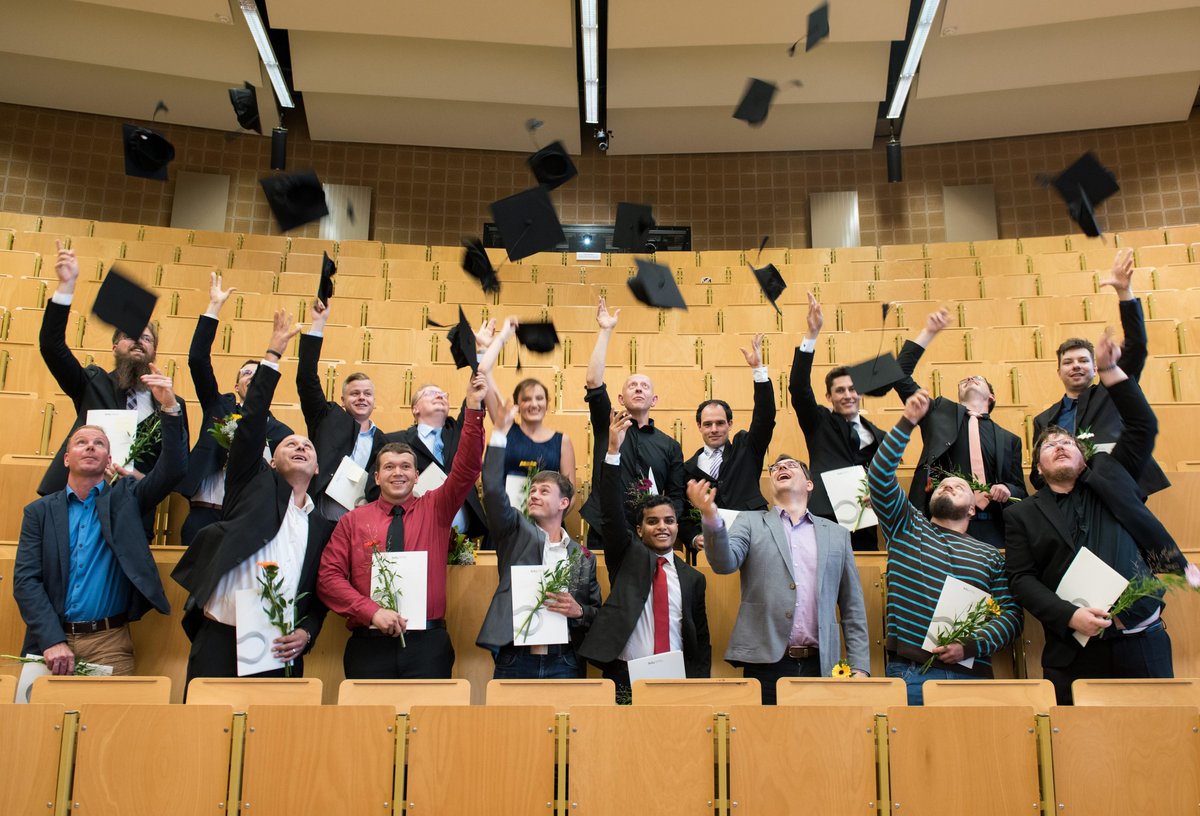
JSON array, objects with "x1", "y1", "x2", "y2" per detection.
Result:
[{"x1": 387, "y1": 504, "x2": 406, "y2": 552}]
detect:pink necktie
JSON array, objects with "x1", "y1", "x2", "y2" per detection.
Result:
[{"x1": 967, "y1": 412, "x2": 990, "y2": 510}]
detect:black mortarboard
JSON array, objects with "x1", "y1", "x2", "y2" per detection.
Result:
[
  {"x1": 844, "y1": 352, "x2": 905, "y2": 398},
  {"x1": 445, "y1": 306, "x2": 478, "y2": 372},
  {"x1": 461, "y1": 238, "x2": 501, "y2": 294},
  {"x1": 92, "y1": 266, "x2": 158, "y2": 340},
  {"x1": 1046, "y1": 152, "x2": 1119, "y2": 238},
  {"x1": 260, "y1": 170, "x2": 330, "y2": 232},
  {"x1": 805, "y1": 3, "x2": 830, "y2": 52},
  {"x1": 122, "y1": 123, "x2": 175, "y2": 181},
  {"x1": 228, "y1": 82, "x2": 262, "y2": 134},
  {"x1": 515, "y1": 321, "x2": 560, "y2": 354},
  {"x1": 528, "y1": 141, "x2": 578, "y2": 191},
  {"x1": 629, "y1": 258, "x2": 688, "y2": 311},
  {"x1": 490, "y1": 186, "x2": 566, "y2": 261},
  {"x1": 612, "y1": 203, "x2": 656, "y2": 251},
  {"x1": 733, "y1": 78, "x2": 778, "y2": 126},
  {"x1": 751, "y1": 263, "x2": 787, "y2": 313},
  {"x1": 317, "y1": 252, "x2": 336, "y2": 305}
]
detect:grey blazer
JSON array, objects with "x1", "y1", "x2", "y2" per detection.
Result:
[
  {"x1": 476, "y1": 443, "x2": 601, "y2": 651},
  {"x1": 704, "y1": 508, "x2": 871, "y2": 677}
]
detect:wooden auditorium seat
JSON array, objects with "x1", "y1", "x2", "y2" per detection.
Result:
[
  {"x1": 0, "y1": 703, "x2": 67, "y2": 813},
  {"x1": 922, "y1": 679, "x2": 1056, "y2": 714},
  {"x1": 185, "y1": 677, "x2": 323, "y2": 708},
  {"x1": 632, "y1": 678, "x2": 761, "y2": 707},
  {"x1": 71, "y1": 703, "x2": 234, "y2": 816},
  {"x1": 833, "y1": 245, "x2": 878, "y2": 262},
  {"x1": 1018, "y1": 235, "x2": 1071, "y2": 254},
  {"x1": 289, "y1": 236, "x2": 336, "y2": 256},
  {"x1": 13, "y1": 231, "x2": 70, "y2": 256},
  {"x1": 879, "y1": 241, "x2": 925, "y2": 260},
  {"x1": 29, "y1": 675, "x2": 172, "y2": 705},
  {"x1": 384, "y1": 242, "x2": 428, "y2": 261},
  {"x1": 405, "y1": 705, "x2": 556, "y2": 813},
  {"x1": 567, "y1": 705, "x2": 715, "y2": 814},
  {"x1": 1030, "y1": 251, "x2": 1084, "y2": 275},
  {"x1": 336, "y1": 239, "x2": 384, "y2": 259},
  {"x1": 972, "y1": 238, "x2": 1020, "y2": 256},
  {"x1": 1115, "y1": 227, "x2": 1168, "y2": 248},
  {"x1": 887, "y1": 706, "x2": 1042, "y2": 814},
  {"x1": 727, "y1": 704, "x2": 879, "y2": 813},
  {"x1": 775, "y1": 677, "x2": 907, "y2": 709},
  {"x1": 240, "y1": 704, "x2": 396, "y2": 814},
  {"x1": 1048, "y1": 705, "x2": 1200, "y2": 816},
  {"x1": 977, "y1": 254, "x2": 1031, "y2": 276},
  {"x1": 240, "y1": 233, "x2": 289, "y2": 254},
  {"x1": 190, "y1": 228, "x2": 242, "y2": 249},
  {"x1": 0, "y1": 211, "x2": 42, "y2": 231},
  {"x1": 1071, "y1": 678, "x2": 1200, "y2": 707},
  {"x1": 486, "y1": 678, "x2": 615, "y2": 707},
  {"x1": 338, "y1": 678, "x2": 472, "y2": 710},
  {"x1": 177, "y1": 245, "x2": 232, "y2": 268}
]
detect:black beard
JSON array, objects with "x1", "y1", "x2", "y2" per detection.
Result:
[
  {"x1": 113, "y1": 356, "x2": 152, "y2": 392},
  {"x1": 929, "y1": 493, "x2": 970, "y2": 522}
]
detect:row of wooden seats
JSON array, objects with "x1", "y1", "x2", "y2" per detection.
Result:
[{"x1": 3, "y1": 675, "x2": 1198, "y2": 816}]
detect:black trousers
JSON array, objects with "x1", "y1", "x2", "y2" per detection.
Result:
[
  {"x1": 740, "y1": 654, "x2": 822, "y2": 705},
  {"x1": 344, "y1": 623, "x2": 455, "y2": 679},
  {"x1": 184, "y1": 619, "x2": 299, "y2": 699},
  {"x1": 1043, "y1": 621, "x2": 1173, "y2": 705},
  {"x1": 181, "y1": 505, "x2": 221, "y2": 549}
]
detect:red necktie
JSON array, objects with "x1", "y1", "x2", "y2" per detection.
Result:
[{"x1": 653, "y1": 556, "x2": 670, "y2": 654}]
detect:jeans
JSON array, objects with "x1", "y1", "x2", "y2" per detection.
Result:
[
  {"x1": 885, "y1": 659, "x2": 966, "y2": 706},
  {"x1": 492, "y1": 646, "x2": 581, "y2": 680}
]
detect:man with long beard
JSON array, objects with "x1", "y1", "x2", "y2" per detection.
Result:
[
  {"x1": 38, "y1": 243, "x2": 188, "y2": 534},
  {"x1": 868, "y1": 389, "x2": 1022, "y2": 705}
]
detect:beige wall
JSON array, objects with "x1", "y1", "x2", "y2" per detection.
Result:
[{"x1": 1, "y1": 100, "x2": 1198, "y2": 249}]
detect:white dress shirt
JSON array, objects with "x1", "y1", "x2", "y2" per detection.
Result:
[{"x1": 203, "y1": 494, "x2": 314, "y2": 626}]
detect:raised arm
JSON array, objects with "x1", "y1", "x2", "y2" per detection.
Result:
[
  {"x1": 867, "y1": 390, "x2": 928, "y2": 543},
  {"x1": 132, "y1": 365, "x2": 188, "y2": 513},
  {"x1": 742, "y1": 333, "x2": 776, "y2": 457},
  {"x1": 481, "y1": 400, "x2": 521, "y2": 546},
  {"x1": 39, "y1": 242, "x2": 88, "y2": 400},
  {"x1": 227, "y1": 313, "x2": 298, "y2": 500},
  {"x1": 692, "y1": 479, "x2": 747, "y2": 574},
  {"x1": 585, "y1": 297, "x2": 620, "y2": 389},
  {"x1": 477, "y1": 317, "x2": 512, "y2": 427},
  {"x1": 188, "y1": 272, "x2": 237, "y2": 415},
  {"x1": 1101, "y1": 250, "x2": 1147, "y2": 379},
  {"x1": 1095, "y1": 327, "x2": 1157, "y2": 481},
  {"x1": 599, "y1": 410, "x2": 634, "y2": 576},
  {"x1": 429, "y1": 372, "x2": 486, "y2": 526},
  {"x1": 895, "y1": 308, "x2": 951, "y2": 403},
  {"x1": 788, "y1": 293, "x2": 824, "y2": 433},
  {"x1": 297, "y1": 299, "x2": 332, "y2": 437}
]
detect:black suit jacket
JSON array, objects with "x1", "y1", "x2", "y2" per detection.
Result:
[
  {"x1": 577, "y1": 460, "x2": 711, "y2": 677},
  {"x1": 895, "y1": 339, "x2": 1027, "y2": 547},
  {"x1": 172, "y1": 364, "x2": 333, "y2": 648},
  {"x1": 789, "y1": 345, "x2": 886, "y2": 517},
  {"x1": 14, "y1": 410, "x2": 187, "y2": 654},
  {"x1": 680, "y1": 377, "x2": 776, "y2": 546},
  {"x1": 297, "y1": 333, "x2": 387, "y2": 501},
  {"x1": 1006, "y1": 377, "x2": 1187, "y2": 669},
  {"x1": 178, "y1": 315, "x2": 292, "y2": 497},
  {"x1": 1031, "y1": 298, "x2": 1168, "y2": 496},
  {"x1": 38, "y1": 299, "x2": 189, "y2": 497},
  {"x1": 386, "y1": 406, "x2": 488, "y2": 540}
]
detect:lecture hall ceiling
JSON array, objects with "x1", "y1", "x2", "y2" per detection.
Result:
[{"x1": 0, "y1": 0, "x2": 1196, "y2": 155}]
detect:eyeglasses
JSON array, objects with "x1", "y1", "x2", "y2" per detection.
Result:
[
  {"x1": 768, "y1": 460, "x2": 805, "y2": 474},
  {"x1": 417, "y1": 388, "x2": 448, "y2": 401},
  {"x1": 958, "y1": 376, "x2": 985, "y2": 386},
  {"x1": 1041, "y1": 438, "x2": 1078, "y2": 451}
]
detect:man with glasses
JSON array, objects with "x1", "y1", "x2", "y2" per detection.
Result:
[
  {"x1": 894, "y1": 309, "x2": 1026, "y2": 547},
  {"x1": 1006, "y1": 328, "x2": 1192, "y2": 704},
  {"x1": 37, "y1": 243, "x2": 189, "y2": 526},
  {"x1": 695, "y1": 453, "x2": 870, "y2": 704}
]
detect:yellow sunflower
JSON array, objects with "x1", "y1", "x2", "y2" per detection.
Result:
[
  {"x1": 831, "y1": 660, "x2": 852, "y2": 679},
  {"x1": 986, "y1": 598, "x2": 1003, "y2": 617}
]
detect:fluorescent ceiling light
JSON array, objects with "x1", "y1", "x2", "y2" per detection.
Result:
[
  {"x1": 580, "y1": 0, "x2": 599, "y2": 123},
  {"x1": 886, "y1": 0, "x2": 940, "y2": 119},
  {"x1": 239, "y1": 0, "x2": 294, "y2": 109}
]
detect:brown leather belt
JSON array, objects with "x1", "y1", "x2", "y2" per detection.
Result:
[
  {"x1": 786, "y1": 645, "x2": 819, "y2": 659},
  {"x1": 190, "y1": 501, "x2": 222, "y2": 510},
  {"x1": 64, "y1": 613, "x2": 128, "y2": 635}
]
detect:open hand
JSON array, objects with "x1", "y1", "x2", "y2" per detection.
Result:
[
  {"x1": 596, "y1": 297, "x2": 620, "y2": 331},
  {"x1": 740, "y1": 333, "x2": 765, "y2": 368}
]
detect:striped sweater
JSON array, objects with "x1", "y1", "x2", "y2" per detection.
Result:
[{"x1": 868, "y1": 417, "x2": 1023, "y2": 675}]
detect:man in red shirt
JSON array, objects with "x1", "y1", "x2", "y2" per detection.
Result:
[{"x1": 317, "y1": 372, "x2": 486, "y2": 678}]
